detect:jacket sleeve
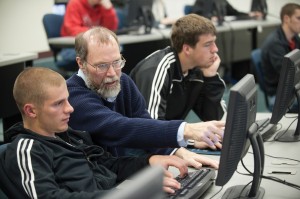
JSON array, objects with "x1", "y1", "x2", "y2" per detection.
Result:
[
  {"x1": 97, "y1": 152, "x2": 152, "y2": 182},
  {"x1": 225, "y1": 2, "x2": 248, "y2": 16},
  {"x1": 67, "y1": 75, "x2": 182, "y2": 150},
  {"x1": 194, "y1": 74, "x2": 226, "y2": 121},
  {"x1": 98, "y1": 6, "x2": 118, "y2": 31},
  {"x1": 6, "y1": 139, "x2": 105, "y2": 199}
]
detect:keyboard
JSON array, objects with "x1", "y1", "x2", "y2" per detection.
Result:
[
  {"x1": 187, "y1": 148, "x2": 221, "y2": 155},
  {"x1": 166, "y1": 168, "x2": 216, "y2": 199}
]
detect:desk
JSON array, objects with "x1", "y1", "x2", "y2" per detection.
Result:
[
  {"x1": 47, "y1": 18, "x2": 280, "y2": 48},
  {"x1": 47, "y1": 17, "x2": 280, "y2": 76},
  {"x1": 0, "y1": 53, "x2": 38, "y2": 139},
  {"x1": 171, "y1": 113, "x2": 300, "y2": 199},
  {"x1": 47, "y1": 28, "x2": 165, "y2": 48}
]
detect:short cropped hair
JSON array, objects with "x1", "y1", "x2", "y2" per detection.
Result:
[
  {"x1": 171, "y1": 14, "x2": 216, "y2": 53},
  {"x1": 280, "y1": 3, "x2": 300, "y2": 22},
  {"x1": 13, "y1": 67, "x2": 65, "y2": 115},
  {"x1": 75, "y1": 26, "x2": 120, "y2": 62}
]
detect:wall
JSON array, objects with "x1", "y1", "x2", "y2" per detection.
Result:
[
  {"x1": 0, "y1": 0, "x2": 53, "y2": 53},
  {"x1": 0, "y1": 0, "x2": 298, "y2": 54}
]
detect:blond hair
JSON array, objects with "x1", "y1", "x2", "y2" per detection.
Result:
[{"x1": 13, "y1": 67, "x2": 65, "y2": 115}]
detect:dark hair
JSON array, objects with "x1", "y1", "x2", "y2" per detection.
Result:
[
  {"x1": 171, "y1": 14, "x2": 216, "y2": 53},
  {"x1": 280, "y1": 3, "x2": 300, "y2": 22}
]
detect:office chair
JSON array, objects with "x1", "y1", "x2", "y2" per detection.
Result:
[
  {"x1": 184, "y1": 5, "x2": 193, "y2": 15},
  {"x1": 251, "y1": 48, "x2": 271, "y2": 110},
  {"x1": 42, "y1": 13, "x2": 77, "y2": 76},
  {"x1": 0, "y1": 143, "x2": 30, "y2": 199}
]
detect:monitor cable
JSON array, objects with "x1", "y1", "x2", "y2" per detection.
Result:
[
  {"x1": 237, "y1": 156, "x2": 300, "y2": 191},
  {"x1": 274, "y1": 116, "x2": 299, "y2": 141}
]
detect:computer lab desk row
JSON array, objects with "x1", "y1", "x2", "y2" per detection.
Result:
[
  {"x1": 47, "y1": 16, "x2": 280, "y2": 74},
  {"x1": 48, "y1": 16, "x2": 280, "y2": 48},
  {"x1": 170, "y1": 112, "x2": 300, "y2": 199}
]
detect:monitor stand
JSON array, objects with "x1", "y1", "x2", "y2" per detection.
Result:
[
  {"x1": 274, "y1": 84, "x2": 300, "y2": 142},
  {"x1": 222, "y1": 123, "x2": 265, "y2": 199}
]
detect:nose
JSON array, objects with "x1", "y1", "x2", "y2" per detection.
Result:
[
  {"x1": 65, "y1": 100, "x2": 74, "y2": 114},
  {"x1": 106, "y1": 64, "x2": 117, "y2": 76},
  {"x1": 211, "y1": 43, "x2": 218, "y2": 53}
]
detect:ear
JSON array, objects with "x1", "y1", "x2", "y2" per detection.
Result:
[
  {"x1": 283, "y1": 15, "x2": 290, "y2": 23},
  {"x1": 23, "y1": 104, "x2": 37, "y2": 118},
  {"x1": 182, "y1": 44, "x2": 192, "y2": 56},
  {"x1": 76, "y1": 57, "x2": 84, "y2": 70}
]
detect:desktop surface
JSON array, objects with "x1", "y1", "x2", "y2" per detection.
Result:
[{"x1": 169, "y1": 113, "x2": 300, "y2": 199}]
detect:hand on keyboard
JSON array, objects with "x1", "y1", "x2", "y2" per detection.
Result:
[
  {"x1": 174, "y1": 148, "x2": 219, "y2": 169},
  {"x1": 166, "y1": 168, "x2": 216, "y2": 199}
]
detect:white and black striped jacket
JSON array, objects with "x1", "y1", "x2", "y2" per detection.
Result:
[
  {"x1": 3, "y1": 123, "x2": 151, "y2": 199},
  {"x1": 130, "y1": 46, "x2": 226, "y2": 121}
]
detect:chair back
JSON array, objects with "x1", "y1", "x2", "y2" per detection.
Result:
[
  {"x1": 184, "y1": 5, "x2": 193, "y2": 15},
  {"x1": 251, "y1": 48, "x2": 270, "y2": 109},
  {"x1": 42, "y1": 14, "x2": 64, "y2": 61},
  {"x1": 42, "y1": 13, "x2": 64, "y2": 39},
  {"x1": 0, "y1": 144, "x2": 30, "y2": 199}
]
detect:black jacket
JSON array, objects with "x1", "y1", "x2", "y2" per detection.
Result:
[
  {"x1": 130, "y1": 46, "x2": 226, "y2": 121},
  {"x1": 261, "y1": 26, "x2": 300, "y2": 95},
  {"x1": 3, "y1": 123, "x2": 151, "y2": 199}
]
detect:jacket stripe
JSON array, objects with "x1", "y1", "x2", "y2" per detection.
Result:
[
  {"x1": 217, "y1": 73, "x2": 228, "y2": 114},
  {"x1": 148, "y1": 52, "x2": 175, "y2": 119},
  {"x1": 17, "y1": 138, "x2": 38, "y2": 199}
]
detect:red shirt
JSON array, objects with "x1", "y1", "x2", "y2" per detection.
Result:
[
  {"x1": 61, "y1": 0, "x2": 118, "y2": 36},
  {"x1": 289, "y1": 38, "x2": 296, "y2": 50}
]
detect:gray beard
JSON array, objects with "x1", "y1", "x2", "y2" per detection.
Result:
[{"x1": 86, "y1": 77, "x2": 121, "y2": 99}]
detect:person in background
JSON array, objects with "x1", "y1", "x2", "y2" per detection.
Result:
[
  {"x1": 152, "y1": 0, "x2": 176, "y2": 27},
  {"x1": 261, "y1": 3, "x2": 300, "y2": 112},
  {"x1": 3, "y1": 67, "x2": 189, "y2": 198},
  {"x1": 131, "y1": 14, "x2": 226, "y2": 123},
  {"x1": 59, "y1": 0, "x2": 119, "y2": 71},
  {"x1": 66, "y1": 26, "x2": 223, "y2": 169},
  {"x1": 191, "y1": 0, "x2": 263, "y2": 22}
]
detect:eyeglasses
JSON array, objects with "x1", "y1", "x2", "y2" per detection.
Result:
[{"x1": 85, "y1": 56, "x2": 126, "y2": 73}]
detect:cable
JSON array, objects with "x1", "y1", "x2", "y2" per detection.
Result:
[
  {"x1": 263, "y1": 152, "x2": 300, "y2": 163},
  {"x1": 208, "y1": 186, "x2": 223, "y2": 199},
  {"x1": 239, "y1": 155, "x2": 300, "y2": 191},
  {"x1": 274, "y1": 116, "x2": 299, "y2": 141}
]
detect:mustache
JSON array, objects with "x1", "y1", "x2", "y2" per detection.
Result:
[{"x1": 103, "y1": 76, "x2": 119, "y2": 83}]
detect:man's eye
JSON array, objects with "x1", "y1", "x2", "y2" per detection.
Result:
[{"x1": 98, "y1": 64, "x2": 108, "y2": 68}]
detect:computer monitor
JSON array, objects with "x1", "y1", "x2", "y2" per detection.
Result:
[
  {"x1": 124, "y1": 0, "x2": 154, "y2": 34},
  {"x1": 251, "y1": 0, "x2": 268, "y2": 19},
  {"x1": 191, "y1": 0, "x2": 226, "y2": 26},
  {"x1": 270, "y1": 49, "x2": 300, "y2": 142},
  {"x1": 101, "y1": 166, "x2": 164, "y2": 199},
  {"x1": 215, "y1": 74, "x2": 266, "y2": 199},
  {"x1": 213, "y1": 0, "x2": 227, "y2": 26}
]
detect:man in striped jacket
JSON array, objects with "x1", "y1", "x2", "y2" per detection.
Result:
[{"x1": 130, "y1": 14, "x2": 226, "y2": 122}]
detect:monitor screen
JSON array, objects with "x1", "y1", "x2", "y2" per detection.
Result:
[
  {"x1": 124, "y1": 0, "x2": 154, "y2": 34},
  {"x1": 270, "y1": 49, "x2": 300, "y2": 142},
  {"x1": 215, "y1": 74, "x2": 266, "y2": 198}
]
